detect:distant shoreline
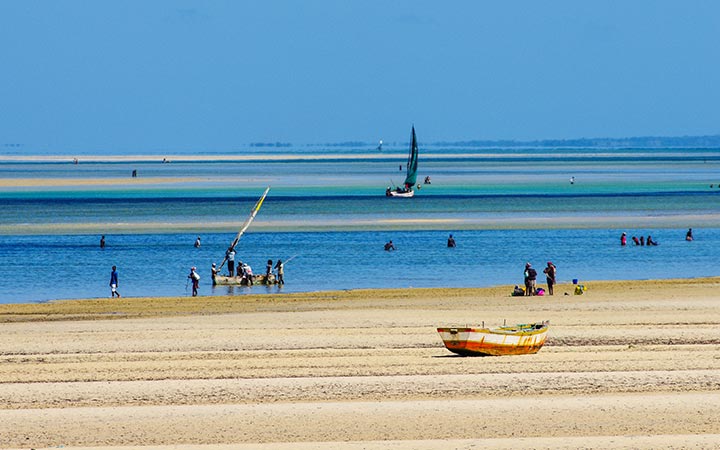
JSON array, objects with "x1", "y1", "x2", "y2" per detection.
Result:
[
  {"x1": 2, "y1": 148, "x2": 720, "y2": 164},
  {"x1": 5, "y1": 134, "x2": 720, "y2": 155}
]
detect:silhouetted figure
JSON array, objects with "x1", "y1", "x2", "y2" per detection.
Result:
[
  {"x1": 384, "y1": 240, "x2": 396, "y2": 251},
  {"x1": 447, "y1": 234, "x2": 456, "y2": 248},
  {"x1": 686, "y1": 228, "x2": 694, "y2": 241},
  {"x1": 100, "y1": 235, "x2": 105, "y2": 249}
]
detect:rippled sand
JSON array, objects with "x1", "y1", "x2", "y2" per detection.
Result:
[{"x1": 1, "y1": 279, "x2": 720, "y2": 449}]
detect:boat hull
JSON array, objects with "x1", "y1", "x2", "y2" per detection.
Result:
[
  {"x1": 213, "y1": 273, "x2": 276, "y2": 286},
  {"x1": 437, "y1": 321, "x2": 549, "y2": 356},
  {"x1": 388, "y1": 190, "x2": 414, "y2": 198}
]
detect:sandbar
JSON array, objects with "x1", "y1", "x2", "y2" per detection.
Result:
[{"x1": 1, "y1": 278, "x2": 720, "y2": 449}]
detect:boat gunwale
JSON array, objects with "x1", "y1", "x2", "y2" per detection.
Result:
[{"x1": 437, "y1": 321, "x2": 549, "y2": 337}]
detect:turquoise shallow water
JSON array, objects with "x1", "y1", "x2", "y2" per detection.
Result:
[{"x1": 0, "y1": 149, "x2": 719, "y2": 303}]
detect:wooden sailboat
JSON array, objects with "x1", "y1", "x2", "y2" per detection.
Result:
[
  {"x1": 212, "y1": 187, "x2": 276, "y2": 286},
  {"x1": 386, "y1": 126, "x2": 419, "y2": 198},
  {"x1": 437, "y1": 321, "x2": 549, "y2": 356}
]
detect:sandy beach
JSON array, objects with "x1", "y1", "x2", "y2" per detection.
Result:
[{"x1": 1, "y1": 278, "x2": 720, "y2": 449}]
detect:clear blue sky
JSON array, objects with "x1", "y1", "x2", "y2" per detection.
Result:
[{"x1": 1, "y1": 1, "x2": 719, "y2": 151}]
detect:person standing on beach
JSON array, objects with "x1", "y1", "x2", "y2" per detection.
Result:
[
  {"x1": 543, "y1": 262, "x2": 556, "y2": 296},
  {"x1": 274, "y1": 259, "x2": 285, "y2": 285},
  {"x1": 226, "y1": 247, "x2": 236, "y2": 277},
  {"x1": 109, "y1": 265, "x2": 120, "y2": 298},
  {"x1": 524, "y1": 263, "x2": 537, "y2": 296},
  {"x1": 447, "y1": 234, "x2": 456, "y2": 248},
  {"x1": 100, "y1": 235, "x2": 105, "y2": 249}
]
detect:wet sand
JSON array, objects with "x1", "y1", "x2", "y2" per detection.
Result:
[{"x1": 1, "y1": 278, "x2": 720, "y2": 449}]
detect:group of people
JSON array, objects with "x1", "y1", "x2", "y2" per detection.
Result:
[
  {"x1": 621, "y1": 228, "x2": 694, "y2": 246},
  {"x1": 621, "y1": 232, "x2": 659, "y2": 246},
  {"x1": 522, "y1": 262, "x2": 556, "y2": 296},
  {"x1": 385, "y1": 234, "x2": 457, "y2": 251},
  {"x1": 217, "y1": 248, "x2": 286, "y2": 286}
]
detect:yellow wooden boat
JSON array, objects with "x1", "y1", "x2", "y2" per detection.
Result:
[
  {"x1": 437, "y1": 320, "x2": 549, "y2": 356},
  {"x1": 212, "y1": 273, "x2": 276, "y2": 286}
]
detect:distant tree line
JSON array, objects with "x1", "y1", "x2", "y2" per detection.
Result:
[
  {"x1": 249, "y1": 142, "x2": 292, "y2": 147},
  {"x1": 433, "y1": 135, "x2": 720, "y2": 148}
]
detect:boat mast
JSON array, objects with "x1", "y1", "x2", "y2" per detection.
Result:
[{"x1": 218, "y1": 186, "x2": 270, "y2": 270}]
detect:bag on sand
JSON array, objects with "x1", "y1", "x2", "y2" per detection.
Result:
[{"x1": 512, "y1": 286, "x2": 525, "y2": 296}]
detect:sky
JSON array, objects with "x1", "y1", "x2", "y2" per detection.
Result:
[{"x1": 1, "y1": 1, "x2": 720, "y2": 152}]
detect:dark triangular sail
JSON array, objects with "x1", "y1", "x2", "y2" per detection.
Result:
[{"x1": 403, "y1": 126, "x2": 419, "y2": 187}]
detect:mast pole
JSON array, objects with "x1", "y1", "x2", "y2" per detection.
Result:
[{"x1": 218, "y1": 186, "x2": 271, "y2": 270}]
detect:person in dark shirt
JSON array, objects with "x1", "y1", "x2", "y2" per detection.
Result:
[
  {"x1": 265, "y1": 259, "x2": 273, "y2": 283},
  {"x1": 109, "y1": 265, "x2": 120, "y2": 298},
  {"x1": 524, "y1": 263, "x2": 537, "y2": 296},
  {"x1": 447, "y1": 234, "x2": 456, "y2": 248},
  {"x1": 543, "y1": 262, "x2": 556, "y2": 295},
  {"x1": 274, "y1": 259, "x2": 285, "y2": 285}
]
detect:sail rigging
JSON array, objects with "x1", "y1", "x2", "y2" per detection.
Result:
[{"x1": 218, "y1": 186, "x2": 270, "y2": 270}]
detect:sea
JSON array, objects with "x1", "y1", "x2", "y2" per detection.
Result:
[{"x1": 1, "y1": 145, "x2": 719, "y2": 304}]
